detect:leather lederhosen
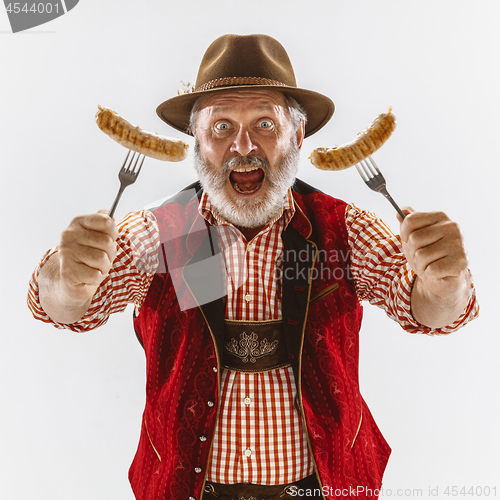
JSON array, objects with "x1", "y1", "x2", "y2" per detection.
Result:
[{"x1": 204, "y1": 473, "x2": 321, "y2": 499}]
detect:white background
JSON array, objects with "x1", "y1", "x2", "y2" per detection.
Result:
[{"x1": 1, "y1": 1, "x2": 498, "y2": 498}]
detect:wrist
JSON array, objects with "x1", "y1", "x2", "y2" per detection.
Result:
[
  {"x1": 39, "y1": 253, "x2": 95, "y2": 324},
  {"x1": 410, "y1": 272, "x2": 469, "y2": 328}
]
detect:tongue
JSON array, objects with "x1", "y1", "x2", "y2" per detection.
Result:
[{"x1": 231, "y1": 169, "x2": 264, "y2": 191}]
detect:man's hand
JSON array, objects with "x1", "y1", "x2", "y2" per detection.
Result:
[
  {"x1": 399, "y1": 208, "x2": 469, "y2": 328},
  {"x1": 39, "y1": 210, "x2": 118, "y2": 324}
]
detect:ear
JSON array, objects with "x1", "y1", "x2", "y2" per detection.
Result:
[{"x1": 296, "y1": 120, "x2": 305, "y2": 150}]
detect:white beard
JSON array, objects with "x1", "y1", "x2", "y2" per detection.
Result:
[{"x1": 193, "y1": 139, "x2": 300, "y2": 229}]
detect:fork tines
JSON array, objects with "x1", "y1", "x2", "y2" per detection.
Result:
[
  {"x1": 108, "y1": 150, "x2": 146, "y2": 218},
  {"x1": 355, "y1": 156, "x2": 383, "y2": 185},
  {"x1": 354, "y1": 155, "x2": 406, "y2": 219},
  {"x1": 122, "y1": 150, "x2": 146, "y2": 174}
]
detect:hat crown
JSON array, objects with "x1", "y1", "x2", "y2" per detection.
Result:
[
  {"x1": 156, "y1": 33, "x2": 334, "y2": 138},
  {"x1": 195, "y1": 34, "x2": 297, "y2": 90}
]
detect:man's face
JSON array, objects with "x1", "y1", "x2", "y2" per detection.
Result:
[{"x1": 192, "y1": 89, "x2": 305, "y2": 229}]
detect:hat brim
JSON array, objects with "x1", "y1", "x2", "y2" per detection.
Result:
[{"x1": 156, "y1": 85, "x2": 334, "y2": 138}]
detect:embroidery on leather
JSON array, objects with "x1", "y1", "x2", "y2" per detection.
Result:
[{"x1": 225, "y1": 332, "x2": 279, "y2": 363}]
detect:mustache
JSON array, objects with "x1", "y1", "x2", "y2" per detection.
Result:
[{"x1": 223, "y1": 155, "x2": 271, "y2": 176}]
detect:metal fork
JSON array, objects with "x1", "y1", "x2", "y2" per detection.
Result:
[
  {"x1": 108, "y1": 150, "x2": 146, "y2": 218},
  {"x1": 355, "y1": 156, "x2": 406, "y2": 219}
]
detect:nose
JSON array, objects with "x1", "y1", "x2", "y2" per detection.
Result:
[{"x1": 230, "y1": 127, "x2": 257, "y2": 156}]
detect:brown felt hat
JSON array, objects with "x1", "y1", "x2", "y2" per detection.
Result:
[{"x1": 156, "y1": 34, "x2": 335, "y2": 138}]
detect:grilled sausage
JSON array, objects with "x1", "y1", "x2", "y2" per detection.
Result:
[
  {"x1": 96, "y1": 105, "x2": 189, "y2": 162},
  {"x1": 309, "y1": 108, "x2": 396, "y2": 171}
]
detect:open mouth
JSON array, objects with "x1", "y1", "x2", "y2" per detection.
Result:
[{"x1": 229, "y1": 166, "x2": 265, "y2": 195}]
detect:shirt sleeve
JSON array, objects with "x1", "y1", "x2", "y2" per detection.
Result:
[
  {"x1": 345, "y1": 203, "x2": 479, "y2": 335},
  {"x1": 27, "y1": 210, "x2": 160, "y2": 333}
]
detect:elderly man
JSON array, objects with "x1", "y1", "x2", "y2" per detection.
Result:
[{"x1": 28, "y1": 35, "x2": 478, "y2": 500}]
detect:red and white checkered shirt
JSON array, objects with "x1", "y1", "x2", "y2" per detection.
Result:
[
  {"x1": 198, "y1": 191, "x2": 315, "y2": 484},
  {"x1": 27, "y1": 189, "x2": 478, "y2": 485}
]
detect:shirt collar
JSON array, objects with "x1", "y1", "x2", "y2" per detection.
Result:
[{"x1": 198, "y1": 188, "x2": 296, "y2": 231}]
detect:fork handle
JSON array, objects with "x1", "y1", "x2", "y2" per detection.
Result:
[
  {"x1": 379, "y1": 187, "x2": 406, "y2": 220},
  {"x1": 108, "y1": 185, "x2": 125, "y2": 219}
]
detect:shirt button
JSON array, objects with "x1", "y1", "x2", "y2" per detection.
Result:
[
  {"x1": 244, "y1": 448, "x2": 252, "y2": 457},
  {"x1": 195, "y1": 467, "x2": 202, "y2": 473},
  {"x1": 244, "y1": 294, "x2": 252, "y2": 302},
  {"x1": 213, "y1": 366, "x2": 217, "y2": 372},
  {"x1": 207, "y1": 401, "x2": 214, "y2": 407},
  {"x1": 199, "y1": 435, "x2": 207, "y2": 442},
  {"x1": 189, "y1": 497, "x2": 196, "y2": 500},
  {"x1": 244, "y1": 397, "x2": 251, "y2": 405}
]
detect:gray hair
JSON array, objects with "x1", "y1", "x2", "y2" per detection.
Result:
[
  {"x1": 283, "y1": 94, "x2": 308, "y2": 134},
  {"x1": 188, "y1": 93, "x2": 307, "y2": 137}
]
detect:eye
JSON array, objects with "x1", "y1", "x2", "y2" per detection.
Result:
[
  {"x1": 215, "y1": 121, "x2": 230, "y2": 131},
  {"x1": 258, "y1": 120, "x2": 273, "y2": 129}
]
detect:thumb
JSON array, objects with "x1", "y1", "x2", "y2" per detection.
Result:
[
  {"x1": 398, "y1": 206, "x2": 415, "y2": 243},
  {"x1": 397, "y1": 206, "x2": 415, "y2": 224},
  {"x1": 96, "y1": 208, "x2": 115, "y2": 221}
]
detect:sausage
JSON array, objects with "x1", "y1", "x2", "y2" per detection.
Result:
[
  {"x1": 95, "y1": 105, "x2": 189, "y2": 162},
  {"x1": 309, "y1": 107, "x2": 396, "y2": 171}
]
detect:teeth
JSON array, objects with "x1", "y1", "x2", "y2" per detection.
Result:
[
  {"x1": 232, "y1": 166, "x2": 260, "y2": 173},
  {"x1": 233, "y1": 183, "x2": 261, "y2": 194}
]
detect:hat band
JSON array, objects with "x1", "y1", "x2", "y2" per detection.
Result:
[{"x1": 196, "y1": 76, "x2": 289, "y2": 92}]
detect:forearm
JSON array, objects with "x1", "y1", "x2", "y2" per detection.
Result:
[
  {"x1": 38, "y1": 252, "x2": 95, "y2": 324},
  {"x1": 410, "y1": 273, "x2": 469, "y2": 329}
]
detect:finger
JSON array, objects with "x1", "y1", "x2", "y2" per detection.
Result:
[
  {"x1": 408, "y1": 218, "x2": 463, "y2": 254},
  {"x1": 422, "y1": 253, "x2": 469, "y2": 282},
  {"x1": 59, "y1": 234, "x2": 116, "y2": 276},
  {"x1": 59, "y1": 256, "x2": 109, "y2": 288},
  {"x1": 396, "y1": 206, "x2": 415, "y2": 224},
  {"x1": 96, "y1": 208, "x2": 117, "y2": 224},
  {"x1": 412, "y1": 235, "x2": 468, "y2": 279},
  {"x1": 405, "y1": 221, "x2": 447, "y2": 251},
  {"x1": 400, "y1": 211, "x2": 449, "y2": 243},
  {"x1": 74, "y1": 213, "x2": 119, "y2": 241},
  {"x1": 413, "y1": 242, "x2": 452, "y2": 276},
  {"x1": 97, "y1": 208, "x2": 111, "y2": 217},
  {"x1": 74, "y1": 243, "x2": 116, "y2": 276},
  {"x1": 61, "y1": 224, "x2": 117, "y2": 260}
]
